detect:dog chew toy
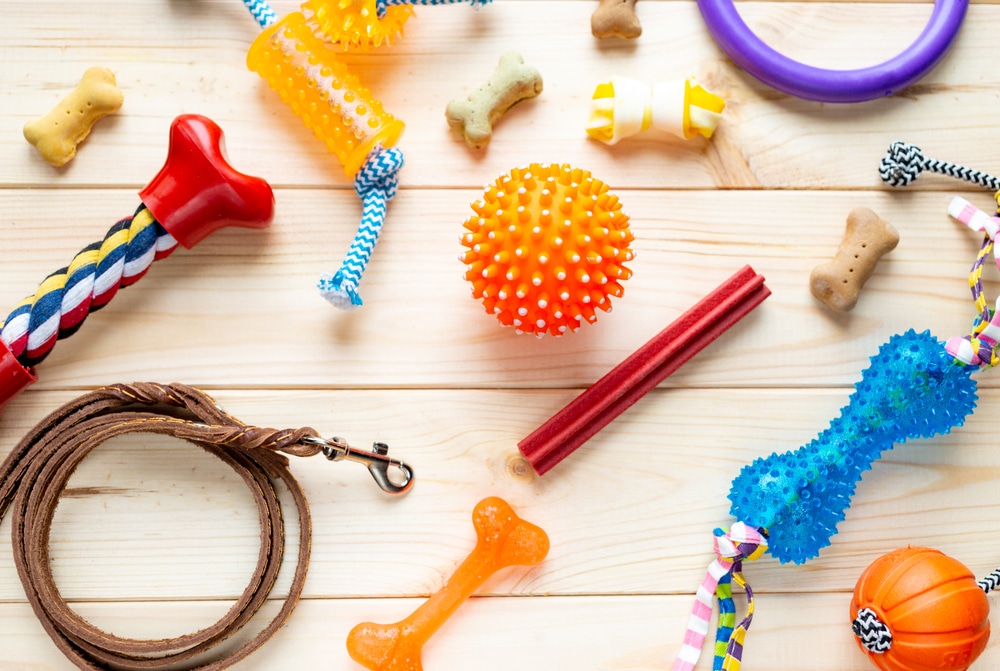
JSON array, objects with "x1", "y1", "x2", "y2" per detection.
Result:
[
  {"x1": 850, "y1": 547, "x2": 991, "y2": 671},
  {"x1": 460, "y1": 163, "x2": 634, "y2": 336},
  {"x1": 23, "y1": 66, "x2": 124, "y2": 167},
  {"x1": 242, "y1": 0, "x2": 488, "y2": 309},
  {"x1": 519, "y1": 266, "x2": 769, "y2": 475},
  {"x1": 879, "y1": 143, "x2": 1000, "y2": 366},
  {"x1": 346, "y1": 496, "x2": 549, "y2": 671},
  {"x1": 670, "y1": 143, "x2": 1000, "y2": 669},
  {"x1": 696, "y1": 0, "x2": 968, "y2": 102},
  {"x1": 809, "y1": 207, "x2": 899, "y2": 313},
  {"x1": 592, "y1": 0, "x2": 641, "y2": 39},
  {"x1": 0, "y1": 114, "x2": 273, "y2": 412},
  {"x1": 446, "y1": 51, "x2": 543, "y2": 150},
  {"x1": 0, "y1": 382, "x2": 412, "y2": 671},
  {"x1": 586, "y1": 76, "x2": 725, "y2": 145}
]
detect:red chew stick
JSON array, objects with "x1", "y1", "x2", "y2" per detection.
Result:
[{"x1": 518, "y1": 265, "x2": 770, "y2": 475}]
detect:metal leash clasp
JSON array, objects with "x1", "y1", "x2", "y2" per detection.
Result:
[{"x1": 304, "y1": 436, "x2": 414, "y2": 494}]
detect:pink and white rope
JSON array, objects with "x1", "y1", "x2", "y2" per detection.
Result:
[{"x1": 673, "y1": 523, "x2": 766, "y2": 671}]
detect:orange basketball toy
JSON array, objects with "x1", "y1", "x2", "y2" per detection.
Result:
[
  {"x1": 850, "y1": 547, "x2": 990, "y2": 671},
  {"x1": 459, "y1": 163, "x2": 634, "y2": 336}
]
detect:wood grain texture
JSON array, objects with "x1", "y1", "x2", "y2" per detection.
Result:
[{"x1": 2, "y1": 1, "x2": 1000, "y2": 670}]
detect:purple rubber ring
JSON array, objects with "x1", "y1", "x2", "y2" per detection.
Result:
[{"x1": 697, "y1": 0, "x2": 969, "y2": 103}]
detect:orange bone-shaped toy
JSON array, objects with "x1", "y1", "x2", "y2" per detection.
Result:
[{"x1": 347, "y1": 497, "x2": 549, "y2": 671}]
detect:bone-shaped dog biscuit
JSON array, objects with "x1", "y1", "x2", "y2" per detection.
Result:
[
  {"x1": 592, "y1": 0, "x2": 641, "y2": 39},
  {"x1": 810, "y1": 207, "x2": 899, "y2": 312},
  {"x1": 346, "y1": 497, "x2": 549, "y2": 671},
  {"x1": 24, "y1": 67, "x2": 123, "y2": 167},
  {"x1": 446, "y1": 52, "x2": 543, "y2": 149}
]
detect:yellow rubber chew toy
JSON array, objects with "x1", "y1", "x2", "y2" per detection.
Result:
[
  {"x1": 302, "y1": 0, "x2": 413, "y2": 50},
  {"x1": 460, "y1": 163, "x2": 634, "y2": 336},
  {"x1": 246, "y1": 11, "x2": 405, "y2": 177}
]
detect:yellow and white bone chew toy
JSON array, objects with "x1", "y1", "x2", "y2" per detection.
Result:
[
  {"x1": 23, "y1": 66, "x2": 124, "y2": 167},
  {"x1": 586, "y1": 76, "x2": 724, "y2": 145}
]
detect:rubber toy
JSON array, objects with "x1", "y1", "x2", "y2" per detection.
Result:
[
  {"x1": 346, "y1": 496, "x2": 549, "y2": 670},
  {"x1": 459, "y1": 163, "x2": 634, "y2": 336},
  {"x1": 586, "y1": 76, "x2": 725, "y2": 145},
  {"x1": 696, "y1": 0, "x2": 968, "y2": 102},
  {"x1": 671, "y1": 147, "x2": 1000, "y2": 668},
  {"x1": 241, "y1": 0, "x2": 488, "y2": 309},
  {"x1": 850, "y1": 547, "x2": 990, "y2": 671},
  {"x1": 0, "y1": 114, "x2": 274, "y2": 412}
]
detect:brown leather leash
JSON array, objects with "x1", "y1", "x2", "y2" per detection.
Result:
[{"x1": 0, "y1": 382, "x2": 413, "y2": 670}]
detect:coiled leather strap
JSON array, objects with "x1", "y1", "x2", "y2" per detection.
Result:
[{"x1": 0, "y1": 382, "x2": 322, "y2": 670}]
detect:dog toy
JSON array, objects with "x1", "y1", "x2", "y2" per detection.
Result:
[
  {"x1": 446, "y1": 51, "x2": 543, "y2": 150},
  {"x1": 459, "y1": 163, "x2": 634, "y2": 336},
  {"x1": 591, "y1": 0, "x2": 641, "y2": 39},
  {"x1": 23, "y1": 66, "x2": 124, "y2": 167},
  {"x1": 671, "y1": 144, "x2": 1000, "y2": 669},
  {"x1": 346, "y1": 496, "x2": 549, "y2": 670},
  {"x1": 519, "y1": 266, "x2": 769, "y2": 475},
  {"x1": 879, "y1": 143, "x2": 1000, "y2": 366},
  {"x1": 696, "y1": 0, "x2": 968, "y2": 102},
  {"x1": 586, "y1": 76, "x2": 725, "y2": 145},
  {"x1": 242, "y1": 0, "x2": 488, "y2": 309},
  {"x1": 809, "y1": 207, "x2": 899, "y2": 312},
  {"x1": 851, "y1": 547, "x2": 991, "y2": 671},
  {"x1": 0, "y1": 114, "x2": 273, "y2": 412},
  {"x1": 0, "y1": 382, "x2": 411, "y2": 670}
]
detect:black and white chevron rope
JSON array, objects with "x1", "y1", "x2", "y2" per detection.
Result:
[
  {"x1": 977, "y1": 567, "x2": 1000, "y2": 593},
  {"x1": 879, "y1": 142, "x2": 1000, "y2": 191},
  {"x1": 852, "y1": 608, "x2": 893, "y2": 654}
]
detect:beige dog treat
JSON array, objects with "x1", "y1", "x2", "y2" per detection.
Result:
[
  {"x1": 24, "y1": 67, "x2": 124, "y2": 167},
  {"x1": 810, "y1": 207, "x2": 899, "y2": 312},
  {"x1": 592, "y1": 0, "x2": 641, "y2": 39},
  {"x1": 446, "y1": 51, "x2": 543, "y2": 149}
]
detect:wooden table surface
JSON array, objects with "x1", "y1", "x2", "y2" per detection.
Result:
[{"x1": 3, "y1": 1, "x2": 1000, "y2": 669}]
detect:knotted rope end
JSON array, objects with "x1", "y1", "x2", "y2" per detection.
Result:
[
  {"x1": 318, "y1": 272, "x2": 363, "y2": 310},
  {"x1": 878, "y1": 141, "x2": 924, "y2": 188}
]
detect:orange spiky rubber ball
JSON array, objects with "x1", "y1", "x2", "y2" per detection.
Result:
[{"x1": 460, "y1": 163, "x2": 634, "y2": 336}]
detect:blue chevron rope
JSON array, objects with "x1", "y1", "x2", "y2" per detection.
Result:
[
  {"x1": 319, "y1": 147, "x2": 404, "y2": 309},
  {"x1": 242, "y1": 0, "x2": 277, "y2": 28},
  {"x1": 377, "y1": 0, "x2": 490, "y2": 18}
]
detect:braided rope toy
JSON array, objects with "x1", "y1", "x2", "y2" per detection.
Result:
[
  {"x1": 0, "y1": 115, "x2": 274, "y2": 411},
  {"x1": 242, "y1": 0, "x2": 489, "y2": 309},
  {"x1": 671, "y1": 145, "x2": 1000, "y2": 671}
]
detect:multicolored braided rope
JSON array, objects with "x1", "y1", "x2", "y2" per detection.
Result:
[
  {"x1": 0, "y1": 205, "x2": 177, "y2": 369},
  {"x1": 945, "y1": 196, "x2": 1000, "y2": 367},
  {"x1": 673, "y1": 524, "x2": 766, "y2": 671},
  {"x1": 878, "y1": 142, "x2": 1000, "y2": 367}
]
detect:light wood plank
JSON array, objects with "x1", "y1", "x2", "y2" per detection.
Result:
[
  {"x1": 0, "y1": 189, "x2": 992, "y2": 389},
  {"x1": 2, "y1": 388, "x2": 999, "y2": 602},
  {"x1": 3, "y1": 1, "x2": 999, "y2": 670},
  {"x1": 1, "y1": 1, "x2": 998, "y2": 189},
  {"x1": 2, "y1": 593, "x2": 997, "y2": 671}
]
